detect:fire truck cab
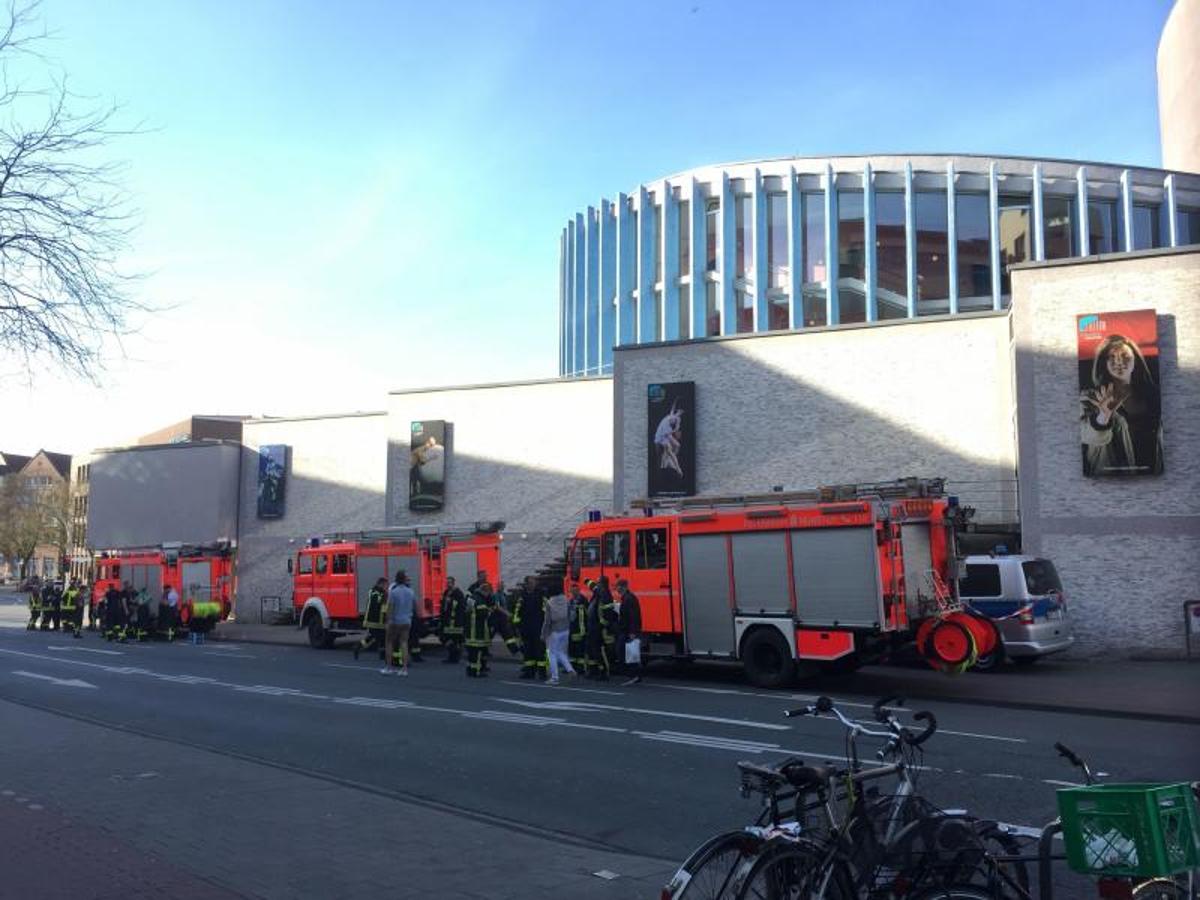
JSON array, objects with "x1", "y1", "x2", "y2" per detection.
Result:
[
  {"x1": 291, "y1": 522, "x2": 502, "y2": 649},
  {"x1": 92, "y1": 544, "x2": 234, "y2": 622},
  {"x1": 566, "y1": 479, "x2": 974, "y2": 687}
]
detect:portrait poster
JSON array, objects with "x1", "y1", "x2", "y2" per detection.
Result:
[
  {"x1": 647, "y1": 382, "x2": 695, "y2": 497},
  {"x1": 256, "y1": 445, "x2": 288, "y2": 519},
  {"x1": 409, "y1": 420, "x2": 447, "y2": 511},
  {"x1": 1077, "y1": 309, "x2": 1163, "y2": 477}
]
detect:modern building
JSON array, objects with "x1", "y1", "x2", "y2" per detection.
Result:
[
  {"x1": 1158, "y1": 0, "x2": 1200, "y2": 174},
  {"x1": 0, "y1": 449, "x2": 72, "y2": 581},
  {"x1": 558, "y1": 155, "x2": 1200, "y2": 377},
  {"x1": 136, "y1": 415, "x2": 249, "y2": 446}
]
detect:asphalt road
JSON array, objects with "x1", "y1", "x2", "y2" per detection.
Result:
[{"x1": 0, "y1": 617, "x2": 1197, "y2": 898}]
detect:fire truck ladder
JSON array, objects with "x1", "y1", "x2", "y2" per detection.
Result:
[
  {"x1": 320, "y1": 521, "x2": 505, "y2": 544},
  {"x1": 630, "y1": 477, "x2": 947, "y2": 511}
]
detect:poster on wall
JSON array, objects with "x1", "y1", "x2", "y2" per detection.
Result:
[
  {"x1": 1078, "y1": 309, "x2": 1163, "y2": 477},
  {"x1": 256, "y1": 445, "x2": 288, "y2": 518},
  {"x1": 409, "y1": 420, "x2": 447, "y2": 511},
  {"x1": 647, "y1": 382, "x2": 695, "y2": 498}
]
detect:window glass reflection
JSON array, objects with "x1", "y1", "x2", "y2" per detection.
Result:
[
  {"x1": 1088, "y1": 201, "x2": 1117, "y2": 255},
  {"x1": 837, "y1": 190, "x2": 865, "y2": 324},
  {"x1": 1043, "y1": 196, "x2": 1074, "y2": 259},
  {"x1": 1178, "y1": 208, "x2": 1200, "y2": 246},
  {"x1": 1132, "y1": 204, "x2": 1160, "y2": 250},
  {"x1": 876, "y1": 191, "x2": 906, "y2": 319},
  {"x1": 735, "y1": 289, "x2": 753, "y2": 334},
  {"x1": 704, "y1": 280, "x2": 719, "y2": 336},
  {"x1": 914, "y1": 190, "x2": 949, "y2": 315},
  {"x1": 678, "y1": 283, "x2": 691, "y2": 339},
  {"x1": 679, "y1": 200, "x2": 691, "y2": 273},
  {"x1": 768, "y1": 293, "x2": 789, "y2": 330},
  {"x1": 705, "y1": 200, "x2": 719, "y2": 272},
  {"x1": 956, "y1": 193, "x2": 992, "y2": 312},
  {"x1": 999, "y1": 195, "x2": 1031, "y2": 301},
  {"x1": 631, "y1": 206, "x2": 640, "y2": 278},
  {"x1": 735, "y1": 195, "x2": 752, "y2": 278},
  {"x1": 801, "y1": 191, "x2": 826, "y2": 327},
  {"x1": 650, "y1": 289, "x2": 662, "y2": 342},
  {"x1": 767, "y1": 193, "x2": 788, "y2": 289},
  {"x1": 653, "y1": 203, "x2": 663, "y2": 283}
]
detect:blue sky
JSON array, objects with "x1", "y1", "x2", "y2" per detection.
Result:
[{"x1": 9, "y1": 0, "x2": 1176, "y2": 454}]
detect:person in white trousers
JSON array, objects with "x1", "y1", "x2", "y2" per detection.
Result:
[{"x1": 541, "y1": 590, "x2": 575, "y2": 685}]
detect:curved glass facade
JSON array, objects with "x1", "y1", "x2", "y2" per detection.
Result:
[{"x1": 558, "y1": 155, "x2": 1200, "y2": 377}]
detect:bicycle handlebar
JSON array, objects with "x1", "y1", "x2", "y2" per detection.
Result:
[
  {"x1": 873, "y1": 695, "x2": 903, "y2": 722},
  {"x1": 1054, "y1": 742, "x2": 1083, "y2": 768},
  {"x1": 910, "y1": 711, "x2": 937, "y2": 746}
]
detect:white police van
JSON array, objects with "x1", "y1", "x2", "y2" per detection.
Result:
[{"x1": 956, "y1": 553, "x2": 1074, "y2": 670}]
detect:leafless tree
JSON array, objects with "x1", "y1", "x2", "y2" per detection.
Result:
[
  {"x1": 0, "y1": 0, "x2": 145, "y2": 381},
  {"x1": 0, "y1": 473, "x2": 43, "y2": 578}
]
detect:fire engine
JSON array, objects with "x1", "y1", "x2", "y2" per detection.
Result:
[
  {"x1": 565, "y1": 478, "x2": 996, "y2": 687},
  {"x1": 290, "y1": 522, "x2": 503, "y2": 649},
  {"x1": 91, "y1": 543, "x2": 235, "y2": 623}
]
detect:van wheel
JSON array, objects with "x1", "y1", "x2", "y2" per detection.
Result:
[
  {"x1": 306, "y1": 614, "x2": 334, "y2": 650},
  {"x1": 970, "y1": 623, "x2": 1005, "y2": 673},
  {"x1": 742, "y1": 628, "x2": 795, "y2": 689}
]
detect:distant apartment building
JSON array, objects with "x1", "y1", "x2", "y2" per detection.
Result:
[{"x1": 0, "y1": 449, "x2": 72, "y2": 581}]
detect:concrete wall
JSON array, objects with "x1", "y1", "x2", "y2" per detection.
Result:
[
  {"x1": 236, "y1": 412, "x2": 388, "y2": 622},
  {"x1": 613, "y1": 314, "x2": 1019, "y2": 526},
  {"x1": 385, "y1": 378, "x2": 613, "y2": 586},
  {"x1": 1012, "y1": 247, "x2": 1200, "y2": 657},
  {"x1": 1158, "y1": 0, "x2": 1200, "y2": 174}
]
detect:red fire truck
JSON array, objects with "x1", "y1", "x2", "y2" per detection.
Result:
[
  {"x1": 565, "y1": 479, "x2": 994, "y2": 687},
  {"x1": 91, "y1": 543, "x2": 235, "y2": 623},
  {"x1": 291, "y1": 522, "x2": 503, "y2": 649}
]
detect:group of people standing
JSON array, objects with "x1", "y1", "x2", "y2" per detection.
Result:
[
  {"x1": 353, "y1": 571, "x2": 644, "y2": 686},
  {"x1": 96, "y1": 581, "x2": 185, "y2": 643},
  {"x1": 25, "y1": 579, "x2": 86, "y2": 637}
]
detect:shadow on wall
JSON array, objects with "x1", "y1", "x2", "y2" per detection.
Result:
[{"x1": 235, "y1": 448, "x2": 609, "y2": 624}]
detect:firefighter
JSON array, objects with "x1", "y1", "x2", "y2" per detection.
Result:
[
  {"x1": 514, "y1": 576, "x2": 548, "y2": 680},
  {"x1": 40, "y1": 581, "x2": 61, "y2": 631},
  {"x1": 25, "y1": 583, "x2": 42, "y2": 630},
  {"x1": 439, "y1": 577, "x2": 466, "y2": 664},
  {"x1": 466, "y1": 569, "x2": 488, "y2": 594},
  {"x1": 586, "y1": 575, "x2": 616, "y2": 680},
  {"x1": 103, "y1": 582, "x2": 128, "y2": 642},
  {"x1": 86, "y1": 582, "x2": 99, "y2": 631},
  {"x1": 405, "y1": 596, "x2": 427, "y2": 665},
  {"x1": 131, "y1": 587, "x2": 153, "y2": 641},
  {"x1": 159, "y1": 584, "x2": 180, "y2": 642},
  {"x1": 354, "y1": 577, "x2": 389, "y2": 661},
  {"x1": 567, "y1": 581, "x2": 590, "y2": 677},
  {"x1": 464, "y1": 582, "x2": 496, "y2": 678},
  {"x1": 60, "y1": 580, "x2": 83, "y2": 639}
]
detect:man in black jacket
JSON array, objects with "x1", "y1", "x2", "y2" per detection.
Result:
[
  {"x1": 615, "y1": 578, "x2": 643, "y2": 686},
  {"x1": 514, "y1": 576, "x2": 547, "y2": 680}
]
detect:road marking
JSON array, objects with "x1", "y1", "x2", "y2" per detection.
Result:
[
  {"x1": 982, "y1": 772, "x2": 1023, "y2": 780},
  {"x1": 634, "y1": 731, "x2": 781, "y2": 753},
  {"x1": 47, "y1": 645, "x2": 124, "y2": 656},
  {"x1": 463, "y1": 710, "x2": 564, "y2": 726},
  {"x1": 1043, "y1": 779, "x2": 1082, "y2": 788},
  {"x1": 935, "y1": 728, "x2": 1026, "y2": 744},
  {"x1": 501, "y1": 680, "x2": 625, "y2": 696},
  {"x1": 324, "y1": 663, "x2": 376, "y2": 671},
  {"x1": 202, "y1": 653, "x2": 257, "y2": 659},
  {"x1": 334, "y1": 697, "x2": 416, "y2": 710},
  {"x1": 492, "y1": 697, "x2": 790, "y2": 731},
  {"x1": 12, "y1": 670, "x2": 96, "y2": 689}
]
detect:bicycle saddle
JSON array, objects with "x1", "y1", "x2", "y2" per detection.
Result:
[{"x1": 783, "y1": 763, "x2": 835, "y2": 790}]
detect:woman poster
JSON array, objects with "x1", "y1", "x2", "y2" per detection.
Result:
[{"x1": 1078, "y1": 310, "x2": 1163, "y2": 477}]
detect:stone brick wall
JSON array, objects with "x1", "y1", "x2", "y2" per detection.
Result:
[
  {"x1": 385, "y1": 378, "x2": 613, "y2": 586},
  {"x1": 1012, "y1": 248, "x2": 1200, "y2": 657},
  {"x1": 236, "y1": 412, "x2": 388, "y2": 622},
  {"x1": 614, "y1": 314, "x2": 1019, "y2": 525}
]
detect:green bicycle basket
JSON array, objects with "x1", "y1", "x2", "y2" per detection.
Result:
[{"x1": 1057, "y1": 783, "x2": 1200, "y2": 878}]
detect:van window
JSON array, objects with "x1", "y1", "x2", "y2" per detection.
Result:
[
  {"x1": 637, "y1": 528, "x2": 668, "y2": 570},
  {"x1": 298, "y1": 554, "x2": 312, "y2": 575},
  {"x1": 603, "y1": 532, "x2": 629, "y2": 567},
  {"x1": 1022, "y1": 559, "x2": 1062, "y2": 595},
  {"x1": 315, "y1": 554, "x2": 328, "y2": 575},
  {"x1": 959, "y1": 563, "x2": 1001, "y2": 597},
  {"x1": 332, "y1": 553, "x2": 351, "y2": 575}
]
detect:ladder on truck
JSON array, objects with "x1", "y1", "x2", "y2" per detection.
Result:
[
  {"x1": 320, "y1": 521, "x2": 505, "y2": 545},
  {"x1": 630, "y1": 477, "x2": 947, "y2": 512}
]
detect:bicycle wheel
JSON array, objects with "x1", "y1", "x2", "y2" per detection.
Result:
[
  {"x1": 973, "y1": 822, "x2": 1031, "y2": 898},
  {"x1": 664, "y1": 830, "x2": 764, "y2": 900},
  {"x1": 911, "y1": 886, "x2": 1001, "y2": 899},
  {"x1": 735, "y1": 840, "x2": 852, "y2": 900}
]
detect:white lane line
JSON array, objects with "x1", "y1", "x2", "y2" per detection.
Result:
[
  {"x1": 324, "y1": 663, "x2": 376, "y2": 671},
  {"x1": 658, "y1": 730, "x2": 783, "y2": 751},
  {"x1": 501, "y1": 680, "x2": 626, "y2": 697},
  {"x1": 47, "y1": 645, "x2": 124, "y2": 656},
  {"x1": 935, "y1": 728, "x2": 1026, "y2": 744},
  {"x1": 492, "y1": 697, "x2": 789, "y2": 732},
  {"x1": 634, "y1": 731, "x2": 780, "y2": 753},
  {"x1": 982, "y1": 772, "x2": 1023, "y2": 780},
  {"x1": 201, "y1": 653, "x2": 257, "y2": 659},
  {"x1": 554, "y1": 721, "x2": 627, "y2": 734},
  {"x1": 12, "y1": 670, "x2": 97, "y2": 689},
  {"x1": 463, "y1": 711, "x2": 564, "y2": 726}
]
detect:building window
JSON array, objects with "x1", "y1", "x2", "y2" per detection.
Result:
[
  {"x1": 837, "y1": 189, "x2": 865, "y2": 324},
  {"x1": 998, "y1": 195, "x2": 1031, "y2": 300},
  {"x1": 767, "y1": 193, "x2": 788, "y2": 289},
  {"x1": 653, "y1": 202, "x2": 663, "y2": 284},
  {"x1": 1132, "y1": 204, "x2": 1160, "y2": 250},
  {"x1": 914, "y1": 190, "x2": 949, "y2": 316},
  {"x1": 1176, "y1": 207, "x2": 1200, "y2": 246},
  {"x1": 768, "y1": 293, "x2": 789, "y2": 330},
  {"x1": 875, "y1": 191, "x2": 906, "y2": 319},
  {"x1": 735, "y1": 289, "x2": 753, "y2": 334},
  {"x1": 1088, "y1": 200, "x2": 1118, "y2": 254},
  {"x1": 705, "y1": 199, "x2": 719, "y2": 272},
  {"x1": 801, "y1": 191, "x2": 827, "y2": 327},
  {"x1": 1043, "y1": 195, "x2": 1075, "y2": 259},
  {"x1": 631, "y1": 206, "x2": 640, "y2": 279},
  {"x1": 735, "y1": 195, "x2": 752, "y2": 278},
  {"x1": 704, "y1": 280, "x2": 720, "y2": 337},
  {"x1": 678, "y1": 283, "x2": 691, "y2": 339},
  {"x1": 955, "y1": 192, "x2": 992, "y2": 312},
  {"x1": 652, "y1": 288, "x2": 663, "y2": 342},
  {"x1": 679, "y1": 199, "x2": 691, "y2": 273}
]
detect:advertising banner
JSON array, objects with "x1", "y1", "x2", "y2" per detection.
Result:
[
  {"x1": 409, "y1": 420, "x2": 447, "y2": 511},
  {"x1": 256, "y1": 445, "x2": 288, "y2": 519},
  {"x1": 1077, "y1": 309, "x2": 1163, "y2": 477},
  {"x1": 647, "y1": 382, "x2": 695, "y2": 497}
]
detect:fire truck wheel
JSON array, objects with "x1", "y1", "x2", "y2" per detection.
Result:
[
  {"x1": 741, "y1": 627, "x2": 795, "y2": 689},
  {"x1": 306, "y1": 613, "x2": 334, "y2": 650}
]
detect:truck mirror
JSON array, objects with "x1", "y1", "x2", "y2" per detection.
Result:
[{"x1": 287, "y1": 558, "x2": 293, "y2": 575}]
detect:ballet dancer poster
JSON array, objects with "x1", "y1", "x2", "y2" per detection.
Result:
[{"x1": 647, "y1": 381, "x2": 695, "y2": 498}]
